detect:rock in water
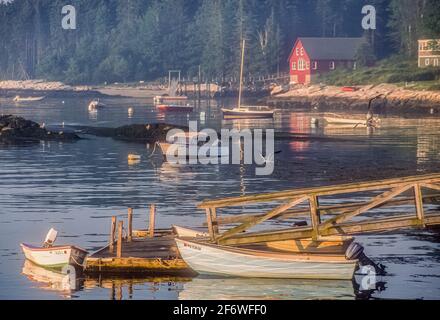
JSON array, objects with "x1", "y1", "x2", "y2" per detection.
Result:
[{"x1": 0, "y1": 115, "x2": 80, "y2": 142}]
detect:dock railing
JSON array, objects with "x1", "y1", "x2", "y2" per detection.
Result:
[{"x1": 198, "y1": 173, "x2": 440, "y2": 246}]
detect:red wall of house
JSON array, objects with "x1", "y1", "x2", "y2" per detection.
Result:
[{"x1": 289, "y1": 40, "x2": 311, "y2": 84}]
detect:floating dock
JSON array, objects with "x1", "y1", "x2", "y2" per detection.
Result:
[{"x1": 85, "y1": 207, "x2": 195, "y2": 276}]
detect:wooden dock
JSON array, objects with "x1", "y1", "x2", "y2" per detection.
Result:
[
  {"x1": 84, "y1": 173, "x2": 440, "y2": 275},
  {"x1": 85, "y1": 206, "x2": 194, "y2": 276}
]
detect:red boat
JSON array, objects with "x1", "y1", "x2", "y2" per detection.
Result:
[
  {"x1": 156, "y1": 104, "x2": 194, "y2": 112},
  {"x1": 341, "y1": 86, "x2": 359, "y2": 92}
]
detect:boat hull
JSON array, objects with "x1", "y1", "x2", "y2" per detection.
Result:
[
  {"x1": 156, "y1": 104, "x2": 194, "y2": 112},
  {"x1": 13, "y1": 97, "x2": 45, "y2": 102},
  {"x1": 176, "y1": 239, "x2": 357, "y2": 280},
  {"x1": 222, "y1": 108, "x2": 274, "y2": 119},
  {"x1": 21, "y1": 243, "x2": 88, "y2": 269}
]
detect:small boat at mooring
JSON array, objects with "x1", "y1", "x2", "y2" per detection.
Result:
[
  {"x1": 13, "y1": 95, "x2": 45, "y2": 102},
  {"x1": 88, "y1": 99, "x2": 105, "y2": 111},
  {"x1": 222, "y1": 107, "x2": 275, "y2": 119},
  {"x1": 156, "y1": 104, "x2": 194, "y2": 112},
  {"x1": 20, "y1": 229, "x2": 88, "y2": 269},
  {"x1": 222, "y1": 39, "x2": 275, "y2": 120},
  {"x1": 175, "y1": 238, "x2": 358, "y2": 280},
  {"x1": 154, "y1": 95, "x2": 188, "y2": 104}
]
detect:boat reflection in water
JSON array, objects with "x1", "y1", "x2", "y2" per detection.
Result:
[
  {"x1": 21, "y1": 260, "x2": 83, "y2": 298},
  {"x1": 178, "y1": 276, "x2": 385, "y2": 300}
]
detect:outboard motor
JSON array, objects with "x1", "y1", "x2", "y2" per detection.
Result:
[
  {"x1": 345, "y1": 242, "x2": 387, "y2": 276},
  {"x1": 43, "y1": 228, "x2": 58, "y2": 248}
]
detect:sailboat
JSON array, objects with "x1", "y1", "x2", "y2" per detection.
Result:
[{"x1": 222, "y1": 40, "x2": 275, "y2": 119}]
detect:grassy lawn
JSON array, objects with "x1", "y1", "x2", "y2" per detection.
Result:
[{"x1": 317, "y1": 56, "x2": 440, "y2": 90}]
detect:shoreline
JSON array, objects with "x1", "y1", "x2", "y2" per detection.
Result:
[{"x1": 267, "y1": 84, "x2": 440, "y2": 117}]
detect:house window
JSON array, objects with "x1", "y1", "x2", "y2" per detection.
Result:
[
  {"x1": 306, "y1": 62, "x2": 310, "y2": 70},
  {"x1": 434, "y1": 59, "x2": 439, "y2": 67},
  {"x1": 292, "y1": 62, "x2": 296, "y2": 70},
  {"x1": 329, "y1": 61, "x2": 335, "y2": 70},
  {"x1": 298, "y1": 59, "x2": 306, "y2": 71},
  {"x1": 425, "y1": 59, "x2": 430, "y2": 66},
  {"x1": 312, "y1": 61, "x2": 318, "y2": 70}
]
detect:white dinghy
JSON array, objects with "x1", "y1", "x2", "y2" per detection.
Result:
[
  {"x1": 20, "y1": 228, "x2": 88, "y2": 269},
  {"x1": 175, "y1": 238, "x2": 357, "y2": 280}
]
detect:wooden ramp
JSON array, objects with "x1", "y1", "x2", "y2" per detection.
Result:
[
  {"x1": 199, "y1": 173, "x2": 440, "y2": 246},
  {"x1": 85, "y1": 207, "x2": 194, "y2": 276}
]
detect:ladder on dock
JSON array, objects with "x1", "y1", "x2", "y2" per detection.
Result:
[{"x1": 198, "y1": 173, "x2": 440, "y2": 246}]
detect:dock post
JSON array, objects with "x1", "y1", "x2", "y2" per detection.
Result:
[
  {"x1": 149, "y1": 204, "x2": 156, "y2": 238},
  {"x1": 414, "y1": 184, "x2": 425, "y2": 224},
  {"x1": 117, "y1": 221, "x2": 123, "y2": 258},
  {"x1": 109, "y1": 216, "x2": 117, "y2": 253},
  {"x1": 127, "y1": 208, "x2": 133, "y2": 242},
  {"x1": 206, "y1": 208, "x2": 216, "y2": 241},
  {"x1": 309, "y1": 195, "x2": 321, "y2": 240}
]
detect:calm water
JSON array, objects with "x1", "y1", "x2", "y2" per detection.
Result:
[{"x1": 0, "y1": 96, "x2": 440, "y2": 300}]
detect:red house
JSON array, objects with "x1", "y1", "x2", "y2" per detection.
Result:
[{"x1": 288, "y1": 37, "x2": 365, "y2": 85}]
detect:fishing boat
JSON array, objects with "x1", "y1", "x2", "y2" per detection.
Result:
[
  {"x1": 158, "y1": 132, "x2": 229, "y2": 160},
  {"x1": 173, "y1": 226, "x2": 353, "y2": 254},
  {"x1": 156, "y1": 104, "x2": 194, "y2": 113},
  {"x1": 88, "y1": 99, "x2": 105, "y2": 111},
  {"x1": 222, "y1": 39, "x2": 274, "y2": 119},
  {"x1": 20, "y1": 229, "x2": 88, "y2": 269},
  {"x1": 154, "y1": 95, "x2": 188, "y2": 104},
  {"x1": 175, "y1": 238, "x2": 358, "y2": 280},
  {"x1": 13, "y1": 95, "x2": 45, "y2": 102}
]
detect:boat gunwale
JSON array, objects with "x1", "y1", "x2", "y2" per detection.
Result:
[
  {"x1": 21, "y1": 243, "x2": 88, "y2": 254},
  {"x1": 175, "y1": 238, "x2": 357, "y2": 265}
]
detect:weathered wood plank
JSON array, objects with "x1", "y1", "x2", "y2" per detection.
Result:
[
  {"x1": 206, "y1": 194, "x2": 440, "y2": 226},
  {"x1": 217, "y1": 213, "x2": 440, "y2": 246},
  {"x1": 109, "y1": 216, "x2": 116, "y2": 253},
  {"x1": 198, "y1": 173, "x2": 440, "y2": 209},
  {"x1": 127, "y1": 208, "x2": 133, "y2": 242},
  {"x1": 320, "y1": 184, "x2": 413, "y2": 230},
  {"x1": 215, "y1": 196, "x2": 308, "y2": 242},
  {"x1": 414, "y1": 184, "x2": 425, "y2": 222},
  {"x1": 149, "y1": 204, "x2": 156, "y2": 238},
  {"x1": 117, "y1": 221, "x2": 123, "y2": 258},
  {"x1": 309, "y1": 195, "x2": 321, "y2": 239}
]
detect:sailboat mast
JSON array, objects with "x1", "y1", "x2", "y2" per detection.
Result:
[{"x1": 238, "y1": 39, "x2": 246, "y2": 109}]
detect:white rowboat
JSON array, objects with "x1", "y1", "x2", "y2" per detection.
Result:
[
  {"x1": 13, "y1": 96, "x2": 45, "y2": 102},
  {"x1": 173, "y1": 225, "x2": 209, "y2": 238},
  {"x1": 175, "y1": 238, "x2": 358, "y2": 280},
  {"x1": 21, "y1": 243, "x2": 88, "y2": 269}
]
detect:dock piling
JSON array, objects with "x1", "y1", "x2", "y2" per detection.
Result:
[
  {"x1": 109, "y1": 216, "x2": 117, "y2": 253},
  {"x1": 117, "y1": 221, "x2": 123, "y2": 258},
  {"x1": 127, "y1": 208, "x2": 133, "y2": 242},
  {"x1": 149, "y1": 204, "x2": 156, "y2": 238}
]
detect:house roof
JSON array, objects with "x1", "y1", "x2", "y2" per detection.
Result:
[{"x1": 290, "y1": 37, "x2": 365, "y2": 60}]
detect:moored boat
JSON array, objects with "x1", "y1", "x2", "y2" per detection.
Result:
[
  {"x1": 156, "y1": 104, "x2": 194, "y2": 112},
  {"x1": 20, "y1": 228, "x2": 88, "y2": 269},
  {"x1": 173, "y1": 226, "x2": 353, "y2": 254},
  {"x1": 222, "y1": 39, "x2": 275, "y2": 120},
  {"x1": 21, "y1": 243, "x2": 88, "y2": 269},
  {"x1": 88, "y1": 99, "x2": 105, "y2": 111},
  {"x1": 13, "y1": 95, "x2": 45, "y2": 102},
  {"x1": 175, "y1": 238, "x2": 358, "y2": 280},
  {"x1": 154, "y1": 95, "x2": 188, "y2": 104},
  {"x1": 222, "y1": 107, "x2": 275, "y2": 119}
]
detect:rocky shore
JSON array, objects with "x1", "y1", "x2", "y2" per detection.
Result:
[
  {"x1": 0, "y1": 80, "x2": 105, "y2": 98},
  {"x1": 0, "y1": 115, "x2": 80, "y2": 143},
  {"x1": 268, "y1": 84, "x2": 440, "y2": 117}
]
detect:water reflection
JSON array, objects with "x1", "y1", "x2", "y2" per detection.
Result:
[
  {"x1": 179, "y1": 276, "x2": 356, "y2": 300},
  {"x1": 22, "y1": 260, "x2": 83, "y2": 298}
]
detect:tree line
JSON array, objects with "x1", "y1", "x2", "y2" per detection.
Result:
[{"x1": 0, "y1": 0, "x2": 439, "y2": 84}]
